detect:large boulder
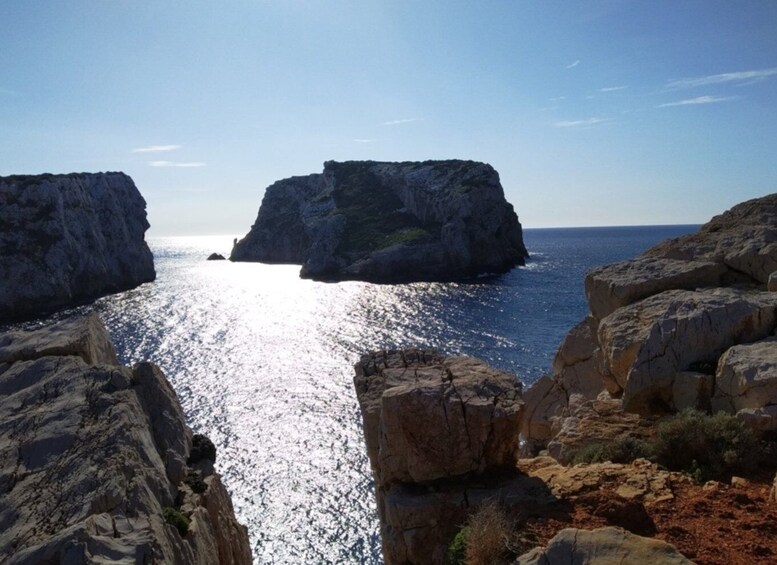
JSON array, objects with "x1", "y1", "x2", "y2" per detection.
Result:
[
  {"x1": 0, "y1": 172, "x2": 156, "y2": 322},
  {"x1": 354, "y1": 349, "x2": 524, "y2": 565},
  {"x1": 712, "y1": 338, "x2": 777, "y2": 427},
  {"x1": 598, "y1": 288, "x2": 777, "y2": 414},
  {"x1": 0, "y1": 316, "x2": 251, "y2": 564},
  {"x1": 231, "y1": 160, "x2": 528, "y2": 283},
  {"x1": 516, "y1": 527, "x2": 693, "y2": 564}
]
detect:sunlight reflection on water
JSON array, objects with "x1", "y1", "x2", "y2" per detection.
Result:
[{"x1": 3, "y1": 227, "x2": 698, "y2": 563}]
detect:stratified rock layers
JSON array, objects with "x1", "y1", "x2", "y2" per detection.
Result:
[
  {"x1": 353, "y1": 350, "x2": 524, "y2": 565},
  {"x1": 0, "y1": 172, "x2": 155, "y2": 322},
  {"x1": 521, "y1": 192, "x2": 777, "y2": 457},
  {"x1": 0, "y1": 315, "x2": 251, "y2": 564},
  {"x1": 231, "y1": 160, "x2": 528, "y2": 282}
]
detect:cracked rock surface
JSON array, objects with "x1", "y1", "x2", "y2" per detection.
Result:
[
  {"x1": 0, "y1": 314, "x2": 251, "y2": 564},
  {"x1": 0, "y1": 172, "x2": 156, "y2": 322},
  {"x1": 354, "y1": 349, "x2": 524, "y2": 565},
  {"x1": 521, "y1": 192, "x2": 777, "y2": 455}
]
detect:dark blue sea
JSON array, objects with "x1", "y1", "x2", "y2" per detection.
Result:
[{"x1": 7, "y1": 225, "x2": 698, "y2": 563}]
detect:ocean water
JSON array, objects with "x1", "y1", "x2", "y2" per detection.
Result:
[{"x1": 5, "y1": 225, "x2": 698, "y2": 563}]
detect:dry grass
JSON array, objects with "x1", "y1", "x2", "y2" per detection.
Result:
[{"x1": 464, "y1": 501, "x2": 513, "y2": 565}]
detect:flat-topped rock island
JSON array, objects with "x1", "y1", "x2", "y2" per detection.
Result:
[{"x1": 230, "y1": 160, "x2": 528, "y2": 283}]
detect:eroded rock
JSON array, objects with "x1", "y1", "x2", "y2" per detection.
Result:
[
  {"x1": 0, "y1": 316, "x2": 251, "y2": 564},
  {"x1": 516, "y1": 526, "x2": 693, "y2": 564},
  {"x1": 0, "y1": 172, "x2": 155, "y2": 322},
  {"x1": 231, "y1": 160, "x2": 528, "y2": 283},
  {"x1": 354, "y1": 349, "x2": 524, "y2": 565}
]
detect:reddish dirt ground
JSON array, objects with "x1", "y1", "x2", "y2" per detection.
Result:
[{"x1": 524, "y1": 476, "x2": 777, "y2": 564}]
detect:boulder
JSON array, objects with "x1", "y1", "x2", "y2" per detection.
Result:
[
  {"x1": 585, "y1": 257, "x2": 726, "y2": 320},
  {"x1": 597, "y1": 288, "x2": 777, "y2": 414},
  {"x1": 0, "y1": 172, "x2": 155, "y2": 322},
  {"x1": 355, "y1": 350, "x2": 523, "y2": 485},
  {"x1": 353, "y1": 349, "x2": 524, "y2": 564},
  {"x1": 712, "y1": 337, "x2": 777, "y2": 414},
  {"x1": 207, "y1": 253, "x2": 226, "y2": 261},
  {"x1": 0, "y1": 316, "x2": 251, "y2": 564},
  {"x1": 516, "y1": 527, "x2": 693, "y2": 564},
  {"x1": 231, "y1": 160, "x2": 528, "y2": 283}
]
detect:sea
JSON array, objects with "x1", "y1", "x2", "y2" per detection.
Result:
[{"x1": 4, "y1": 224, "x2": 699, "y2": 564}]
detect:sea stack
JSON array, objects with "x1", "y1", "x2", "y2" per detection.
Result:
[
  {"x1": 231, "y1": 160, "x2": 528, "y2": 283},
  {"x1": 0, "y1": 172, "x2": 156, "y2": 322}
]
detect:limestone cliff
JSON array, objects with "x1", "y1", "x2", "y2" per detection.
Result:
[
  {"x1": 0, "y1": 314, "x2": 252, "y2": 564},
  {"x1": 0, "y1": 172, "x2": 156, "y2": 322},
  {"x1": 231, "y1": 160, "x2": 528, "y2": 283},
  {"x1": 521, "y1": 192, "x2": 777, "y2": 460}
]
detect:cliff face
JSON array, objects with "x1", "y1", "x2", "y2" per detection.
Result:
[
  {"x1": 0, "y1": 314, "x2": 252, "y2": 564},
  {"x1": 0, "y1": 172, "x2": 156, "y2": 322},
  {"x1": 231, "y1": 160, "x2": 528, "y2": 283},
  {"x1": 521, "y1": 192, "x2": 777, "y2": 460}
]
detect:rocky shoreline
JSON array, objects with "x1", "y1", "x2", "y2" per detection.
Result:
[
  {"x1": 0, "y1": 315, "x2": 252, "y2": 563},
  {"x1": 353, "y1": 193, "x2": 777, "y2": 565}
]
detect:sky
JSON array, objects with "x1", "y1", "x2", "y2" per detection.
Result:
[{"x1": 2, "y1": 1, "x2": 777, "y2": 236}]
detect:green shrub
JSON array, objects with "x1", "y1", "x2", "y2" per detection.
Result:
[
  {"x1": 163, "y1": 506, "x2": 190, "y2": 537},
  {"x1": 184, "y1": 469, "x2": 207, "y2": 494},
  {"x1": 448, "y1": 526, "x2": 470, "y2": 565},
  {"x1": 651, "y1": 409, "x2": 757, "y2": 482},
  {"x1": 571, "y1": 437, "x2": 652, "y2": 465}
]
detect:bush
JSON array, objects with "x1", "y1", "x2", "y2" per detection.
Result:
[
  {"x1": 464, "y1": 501, "x2": 513, "y2": 565},
  {"x1": 651, "y1": 409, "x2": 757, "y2": 482},
  {"x1": 184, "y1": 469, "x2": 207, "y2": 494},
  {"x1": 163, "y1": 506, "x2": 190, "y2": 537},
  {"x1": 571, "y1": 436, "x2": 652, "y2": 465},
  {"x1": 448, "y1": 526, "x2": 470, "y2": 565}
]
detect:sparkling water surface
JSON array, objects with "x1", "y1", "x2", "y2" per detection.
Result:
[{"x1": 5, "y1": 225, "x2": 698, "y2": 563}]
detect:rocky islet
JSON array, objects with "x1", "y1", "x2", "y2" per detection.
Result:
[{"x1": 230, "y1": 160, "x2": 529, "y2": 283}]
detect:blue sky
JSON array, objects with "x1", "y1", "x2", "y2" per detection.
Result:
[{"x1": 2, "y1": 1, "x2": 777, "y2": 235}]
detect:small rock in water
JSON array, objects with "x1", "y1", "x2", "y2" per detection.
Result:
[{"x1": 207, "y1": 252, "x2": 226, "y2": 260}]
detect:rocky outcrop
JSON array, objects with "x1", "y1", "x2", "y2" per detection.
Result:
[
  {"x1": 353, "y1": 349, "x2": 524, "y2": 564},
  {"x1": 521, "y1": 192, "x2": 777, "y2": 455},
  {"x1": 0, "y1": 314, "x2": 251, "y2": 564},
  {"x1": 515, "y1": 527, "x2": 694, "y2": 565},
  {"x1": 0, "y1": 173, "x2": 155, "y2": 322},
  {"x1": 231, "y1": 160, "x2": 528, "y2": 283}
]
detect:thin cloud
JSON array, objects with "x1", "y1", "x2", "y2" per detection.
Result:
[
  {"x1": 600, "y1": 86, "x2": 628, "y2": 92},
  {"x1": 549, "y1": 96, "x2": 566, "y2": 102},
  {"x1": 0, "y1": 87, "x2": 18, "y2": 96},
  {"x1": 657, "y1": 95, "x2": 735, "y2": 108},
  {"x1": 133, "y1": 144, "x2": 182, "y2": 153},
  {"x1": 666, "y1": 68, "x2": 777, "y2": 89},
  {"x1": 382, "y1": 118, "x2": 423, "y2": 126},
  {"x1": 554, "y1": 117, "x2": 607, "y2": 128},
  {"x1": 566, "y1": 60, "x2": 580, "y2": 69},
  {"x1": 353, "y1": 139, "x2": 374, "y2": 143},
  {"x1": 149, "y1": 160, "x2": 206, "y2": 168}
]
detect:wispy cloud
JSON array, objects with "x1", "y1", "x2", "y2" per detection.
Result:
[
  {"x1": 353, "y1": 139, "x2": 374, "y2": 143},
  {"x1": 133, "y1": 144, "x2": 182, "y2": 153},
  {"x1": 657, "y1": 95, "x2": 736, "y2": 108},
  {"x1": 599, "y1": 85, "x2": 628, "y2": 92},
  {"x1": 0, "y1": 87, "x2": 18, "y2": 96},
  {"x1": 549, "y1": 96, "x2": 566, "y2": 102},
  {"x1": 566, "y1": 60, "x2": 580, "y2": 69},
  {"x1": 554, "y1": 117, "x2": 607, "y2": 128},
  {"x1": 149, "y1": 160, "x2": 206, "y2": 168},
  {"x1": 382, "y1": 118, "x2": 423, "y2": 126},
  {"x1": 666, "y1": 68, "x2": 777, "y2": 89}
]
